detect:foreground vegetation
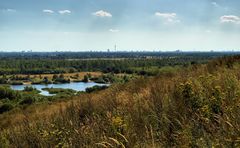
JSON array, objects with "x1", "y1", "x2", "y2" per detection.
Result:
[
  {"x1": 1, "y1": 56, "x2": 240, "y2": 147},
  {"x1": 0, "y1": 85, "x2": 78, "y2": 114}
]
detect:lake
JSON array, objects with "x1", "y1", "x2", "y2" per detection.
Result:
[{"x1": 11, "y1": 82, "x2": 108, "y2": 96}]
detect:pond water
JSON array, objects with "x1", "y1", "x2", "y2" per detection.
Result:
[{"x1": 11, "y1": 82, "x2": 108, "y2": 96}]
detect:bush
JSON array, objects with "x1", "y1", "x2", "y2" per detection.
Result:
[
  {"x1": 0, "y1": 103, "x2": 14, "y2": 114},
  {"x1": 94, "y1": 77, "x2": 106, "y2": 84},
  {"x1": 23, "y1": 86, "x2": 36, "y2": 92},
  {"x1": 0, "y1": 78, "x2": 7, "y2": 84},
  {"x1": 82, "y1": 75, "x2": 89, "y2": 83},
  {"x1": 0, "y1": 86, "x2": 20, "y2": 100},
  {"x1": 53, "y1": 77, "x2": 70, "y2": 84},
  {"x1": 85, "y1": 85, "x2": 108, "y2": 93},
  {"x1": 19, "y1": 97, "x2": 34, "y2": 105}
]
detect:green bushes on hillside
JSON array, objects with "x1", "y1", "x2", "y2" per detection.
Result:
[{"x1": 0, "y1": 86, "x2": 20, "y2": 100}]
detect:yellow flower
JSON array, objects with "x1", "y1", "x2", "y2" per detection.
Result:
[{"x1": 112, "y1": 116, "x2": 126, "y2": 128}]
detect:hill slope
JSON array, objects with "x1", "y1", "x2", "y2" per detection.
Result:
[{"x1": 1, "y1": 56, "x2": 240, "y2": 147}]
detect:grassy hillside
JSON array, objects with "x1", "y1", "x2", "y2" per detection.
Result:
[{"x1": 1, "y1": 56, "x2": 240, "y2": 147}]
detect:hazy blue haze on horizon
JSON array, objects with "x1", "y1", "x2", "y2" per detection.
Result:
[{"x1": 0, "y1": 0, "x2": 240, "y2": 51}]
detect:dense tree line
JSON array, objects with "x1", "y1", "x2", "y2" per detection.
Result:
[
  {"x1": 0, "y1": 52, "x2": 237, "y2": 75},
  {"x1": 0, "y1": 57, "x2": 208, "y2": 75},
  {"x1": 0, "y1": 51, "x2": 238, "y2": 59}
]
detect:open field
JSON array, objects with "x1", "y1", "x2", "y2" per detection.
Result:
[
  {"x1": 15, "y1": 72, "x2": 103, "y2": 80},
  {"x1": 13, "y1": 72, "x2": 103, "y2": 84}
]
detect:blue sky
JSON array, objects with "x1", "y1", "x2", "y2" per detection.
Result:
[{"x1": 0, "y1": 0, "x2": 240, "y2": 51}]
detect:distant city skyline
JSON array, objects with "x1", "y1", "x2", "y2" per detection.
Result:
[{"x1": 0, "y1": 0, "x2": 240, "y2": 51}]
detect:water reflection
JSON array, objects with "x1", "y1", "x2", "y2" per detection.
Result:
[{"x1": 11, "y1": 82, "x2": 108, "y2": 96}]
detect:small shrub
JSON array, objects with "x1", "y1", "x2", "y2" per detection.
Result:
[
  {"x1": 0, "y1": 103, "x2": 14, "y2": 114},
  {"x1": 24, "y1": 86, "x2": 35, "y2": 92},
  {"x1": 19, "y1": 97, "x2": 34, "y2": 105},
  {"x1": 86, "y1": 85, "x2": 108, "y2": 93}
]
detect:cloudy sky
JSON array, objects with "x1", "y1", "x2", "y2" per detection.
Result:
[{"x1": 0, "y1": 0, "x2": 240, "y2": 51}]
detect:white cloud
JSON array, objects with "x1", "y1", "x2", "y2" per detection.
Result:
[
  {"x1": 211, "y1": 2, "x2": 230, "y2": 12},
  {"x1": 93, "y1": 10, "x2": 112, "y2": 17},
  {"x1": 58, "y1": 10, "x2": 71, "y2": 15},
  {"x1": 109, "y1": 29, "x2": 119, "y2": 33},
  {"x1": 211, "y1": 2, "x2": 219, "y2": 7},
  {"x1": 155, "y1": 12, "x2": 176, "y2": 18},
  {"x1": 2, "y1": 9, "x2": 16, "y2": 13},
  {"x1": 220, "y1": 15, "x2": 240, "y2": 24},
  {"x1": 155, "y1": 12, "x2": 180, "y2": 23},
  {"x1": 6, "y1": 9, "x2": 16, "y2": 12},
  {"x1": 205, "y1": 30, "x2": 212, "y2": 33},
  {"x1": 43, "y1": 9, "x2": 54, "y2": 14}
]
